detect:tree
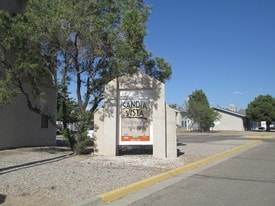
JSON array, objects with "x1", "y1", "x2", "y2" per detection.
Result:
[
  {"x1": 246, "y1": 94, "x2": 275, "y2": 131},
  {"x1": 0, "y1": 0, "x2": 172, "y2": 153},
  {"x1": 56, "y1": 69, "x2": 80, "y2": 150},
  {"x1": 187, "y1": 89, "x2": 220, "y2": 132}
]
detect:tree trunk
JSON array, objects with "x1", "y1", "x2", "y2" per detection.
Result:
[{"x1": 266, "y1": 121, "x2": 271, "y2": 132}]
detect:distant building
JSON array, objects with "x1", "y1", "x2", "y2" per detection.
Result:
[
  {"x1": 212, "y1": 107, "x2": 247, "y2": 131},
  {"x1": 0, "y1": 0, "x2": 56, "y2": 149},
  {"x1": 170, "y1": 108, "x2": 195, "y2": 131},
  {"x1": 172, "y1": 104, "x2": 250, "y2": 131},
  {"x1": 170, "y1": 107, "x2": 185, "y2": 128}
]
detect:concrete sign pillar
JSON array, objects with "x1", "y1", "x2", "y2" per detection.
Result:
[{"x1": 94, "y1": 71, "x2": 177, "y2": 158}]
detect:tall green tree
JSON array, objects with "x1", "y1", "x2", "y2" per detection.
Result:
[
  {"x1": 56, "y1": 68, "x2": 80, "y2": 150},
  {"x1": 187, "y1": 89, "x2": 220, "y2": 132},
  {"x1": 246, "y1": 94, "x2": 275, "y2": 131},
  {"x1": 0, "y1": 0, "x2": 172, "y2": 153}
]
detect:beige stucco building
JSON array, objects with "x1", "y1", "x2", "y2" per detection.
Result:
[
  {"x1": 0, "y1": 0, "x2": 56, "y2": 149},
  {"x1": 0, "y1": 0, "x2": 27, "y2": 14},
  {"x1": 212, "y1": 107, "x2": 246, "y2": 131},
  {"x1": 0, "y1": 88, "x2": 56, "y2": 149}
]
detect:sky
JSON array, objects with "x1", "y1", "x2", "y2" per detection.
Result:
[{"x1": 144, "y1": 0, "x2": 275, "y2": 110}]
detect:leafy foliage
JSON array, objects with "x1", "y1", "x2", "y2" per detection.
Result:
[
  {"x1": 246, "y1": 94, "x2": 275, "y2": 131},
  {"x1": 0, "y1": 0, "x2": 172, "y2": 153},
  {"x1": 187, "y1": 89, "x2": 220, "y2": 132},
  {"x1": 0, "y1": 5, "x2": 57, "y2": 125}
]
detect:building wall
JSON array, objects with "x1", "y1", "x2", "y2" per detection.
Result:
[
  {"x1": 0, "y1": 86, "x2": 56, "y2": 149},
  {"x1": 213, "y1": 111, "x2": 245, "y2": 131},
  {"x1": 181, "y1": 116, "x2": 194, "y2": 131},
  {"x1": 174, "y1": 111, "x2": 183, "y2": 127},
  {"x1": 0, "y1": 0, "x2": 27, "y2": 14},
  {"x1": 0, "y1": 0, "x2": 56, "y2": 149}
]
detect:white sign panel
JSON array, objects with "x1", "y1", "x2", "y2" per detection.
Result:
[{"x1": 119, "y1": 91, "x2": 153, "y2": 145}]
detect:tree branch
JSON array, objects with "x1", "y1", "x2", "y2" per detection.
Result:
[{"x1": 15, "y1": 77, "x2": 59, "y2": 129}]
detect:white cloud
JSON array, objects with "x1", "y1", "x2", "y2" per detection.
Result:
[{"x1": 233, "y1": 91, "x2": 244, "y2": 95}]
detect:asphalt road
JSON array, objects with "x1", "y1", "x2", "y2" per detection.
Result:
[
  {"x1": 106, "y1": 135, "x2": 275, "y2": 206},
  {"x1": 178, "y1": 133, "x2": 275, "y2": 143}
]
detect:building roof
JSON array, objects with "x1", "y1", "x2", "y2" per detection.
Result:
[{"x1": 213, "y1": 107, "x2": 246, "y2": 118}]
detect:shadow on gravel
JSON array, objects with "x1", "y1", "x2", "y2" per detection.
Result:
[
  {"x1": 55, "y1": 138, "x2": 94, "y2": 154},
  {"x1": 0, "y1": 153, "x2": 73, "y2": 176},
  {"x1": 0, "y1": 194, "x2": 6, "y2": 204},
  {"x1": 177, "y1": 149, "x2": 185, "y2": 157},
  {"x1": 119, "y1": 145, "x2": 153, "y2": 155},
  {"x1": 118, "y1": 145, "x2": 186, "y2": 158},
  {"x1": 56, "y1": 139, "x2": 70, "y2": 146},
  {"x1": 177, "y1": 142, "x2": 187, "y2": 146},
  {"x1": 32, "y1": 147, "x2": 72, "y2": 154},
  {"x1": 177, "y1": 142, "x2": 186, "y2": 157},
  {"x1": 56, "y1": 138, "x2": 94, "y2": 147}
]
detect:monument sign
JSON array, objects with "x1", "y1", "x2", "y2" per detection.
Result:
[{"x1": 94, "y1": 71, "x2": 177, "y2": 158}]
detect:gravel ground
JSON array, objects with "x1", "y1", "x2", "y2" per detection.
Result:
[{"x1": 0, "y1": 131, "x2": 268, "y2": 206}]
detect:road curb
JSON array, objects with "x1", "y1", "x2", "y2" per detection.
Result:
[
  {"x1": 75, "y1": 140, "x2": 262, "y2": 206},
  {"x1": 245, "y1": 135, "x2": 274, "y2": 139}
]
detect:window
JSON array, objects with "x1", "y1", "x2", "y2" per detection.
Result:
[{"x1": 41, "y1": 115, "x2": 48, "y2": 128}]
